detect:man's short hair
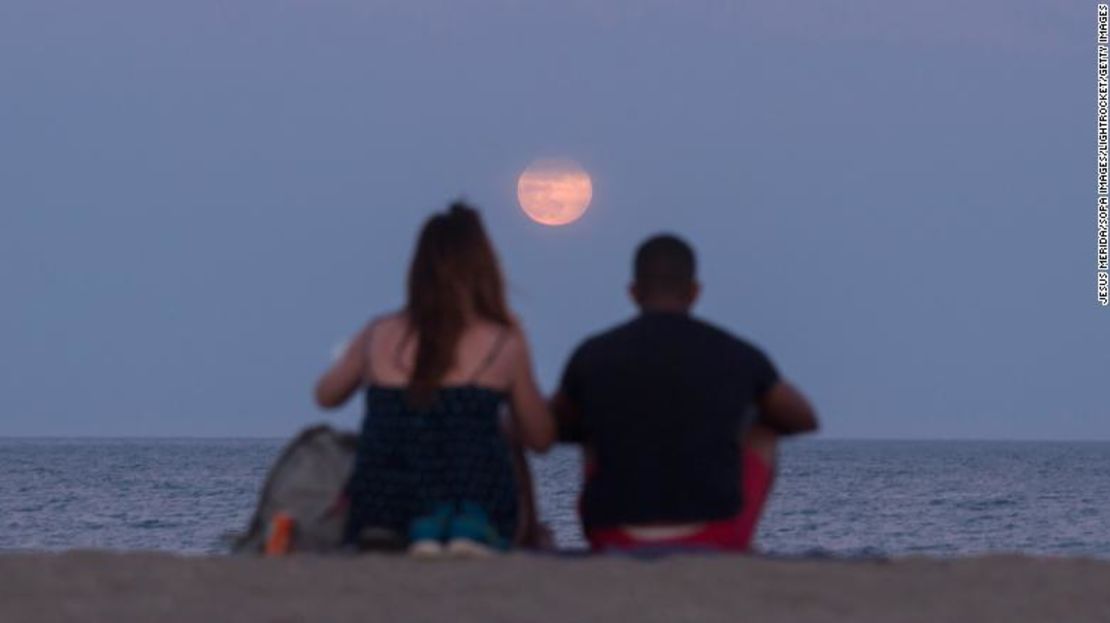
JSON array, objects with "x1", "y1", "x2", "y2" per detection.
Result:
[{"x1": 634, "y1": 234, "x2": 697, "y2": 296}]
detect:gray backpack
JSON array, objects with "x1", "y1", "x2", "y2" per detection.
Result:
[{"x1": 234, "y1": 425, "x2": 357, "y2": 553}]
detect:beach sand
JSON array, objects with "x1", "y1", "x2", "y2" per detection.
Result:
[{"x1": 3, "y1": 551, "x2": 1108, "y2": 623}]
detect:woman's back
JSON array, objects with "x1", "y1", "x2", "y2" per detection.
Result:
[{"x1": 365, "y1": 313, "x2": 515, "y2": 391}]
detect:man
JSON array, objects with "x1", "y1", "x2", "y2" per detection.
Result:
[{"x1": 552, "y1": 234, "x2": 818, "y2": 552}]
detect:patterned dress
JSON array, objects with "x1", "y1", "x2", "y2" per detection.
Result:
[{"x1": 344, "y1": 385, "x2": 519, "y2": 543}]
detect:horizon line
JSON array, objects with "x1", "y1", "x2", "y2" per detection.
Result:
[{"x1": 0, "y1": 435, "x2": 1108, "y2": 443}]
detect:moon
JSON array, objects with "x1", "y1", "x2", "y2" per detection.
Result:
[{"x1": 516, "y1": 158, "x2": 593, "y2": 226}]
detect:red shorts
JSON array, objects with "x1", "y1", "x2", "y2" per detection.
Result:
[{"x1": 585, "y1": 450, "x2": 774, "y2": 553}]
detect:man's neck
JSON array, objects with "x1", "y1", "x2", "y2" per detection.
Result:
[{"x1": 639, "y1": 302, "x2": 691, "y2": 315}]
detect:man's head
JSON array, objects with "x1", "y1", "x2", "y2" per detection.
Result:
[{"x1": 630, "y1": 234, "x2": 700, "y2": 312}]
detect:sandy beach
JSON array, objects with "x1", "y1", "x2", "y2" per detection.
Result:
[{"x1": 3, "y1": 551, "x2": 1108, "y2": 623}]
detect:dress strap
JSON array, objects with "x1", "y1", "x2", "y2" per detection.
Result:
[
  {"x1": 363, "y1": 322, "x2": 378, "y2": 385},
  {"x1": 468, "y1": 329, "x2": 510, "y2": 383}
]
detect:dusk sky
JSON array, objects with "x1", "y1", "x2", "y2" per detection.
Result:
[{"x1": 1, "y1": 1, "x2": 1102, "y2": 439}]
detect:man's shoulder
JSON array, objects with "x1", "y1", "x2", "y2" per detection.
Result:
[
  {"x1": 570, "y1": 314, "x2": 771, "y2": 362},
  {"x1": 687, "y1": 316, "x2": 770, "y2": 359},
  {"x1": 570, "y1": 317, "x2": 639, "y2": 356}
]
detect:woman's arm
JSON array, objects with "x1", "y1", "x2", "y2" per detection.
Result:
[
  {"x1": 314, "y1": 324, "x2": 371, "y2": 409},
  {"x1": 505, "y1": 324, "x2": 556, "y2": 453}
]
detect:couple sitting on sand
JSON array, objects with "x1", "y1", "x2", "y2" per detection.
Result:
[{"x1": 315, "y1": 202, "x2": 818, "y2": 555}]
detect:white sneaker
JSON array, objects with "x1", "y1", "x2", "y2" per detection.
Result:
[{"x1": 408, "y1": 539, "x2": 445, "y2": 558}]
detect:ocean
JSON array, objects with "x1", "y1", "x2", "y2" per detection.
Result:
[{"x1": 1, "y1": 438, "x2": 1108, "y2": 558}]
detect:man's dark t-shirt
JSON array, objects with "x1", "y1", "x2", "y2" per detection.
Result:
[{"x1": 558, "y1": 312, "x2": 780, "y2": 531}]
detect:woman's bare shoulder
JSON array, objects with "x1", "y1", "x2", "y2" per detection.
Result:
[
  {"x1": 470, "y1": 315, "x2": 525, "y2": 340},
  {"x1": 491, "y1": 316, "x2": 531, "y2": 360},
  {"x1": 354, "y1": 311, "x2": 407, "y2": 358},
  {"x1": 368, "y1": 310, "x2": 407, "y2": 334}
]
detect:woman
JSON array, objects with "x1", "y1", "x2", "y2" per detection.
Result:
[{"x1": 314, "y1": 202, "x2": 555, "y2": 555}]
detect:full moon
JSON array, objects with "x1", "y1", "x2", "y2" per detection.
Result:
[{"x1": 516, "y1": 158, "x2": 593, "y2": 226}]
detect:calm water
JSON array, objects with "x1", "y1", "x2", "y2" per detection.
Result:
[{"x1": 1, "y1": 438, "x2": 1108, "y2": 557}]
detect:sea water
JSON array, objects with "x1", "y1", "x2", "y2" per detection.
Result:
[{"x1": 1, "y1": 438, "x2": 1107, "y2": 557}]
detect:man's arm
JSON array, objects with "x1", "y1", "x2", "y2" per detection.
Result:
[{"x1": 756, "y1": 381, "x2": 818, "y2": 435}]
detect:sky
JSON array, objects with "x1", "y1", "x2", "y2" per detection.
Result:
[{"x1": 0, "y1": 0, "x2": 1103, "y2": 439}]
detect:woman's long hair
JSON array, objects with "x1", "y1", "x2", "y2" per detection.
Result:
[{"x1": 404, "y1": 201, "x2": 511, "y2": 406}]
